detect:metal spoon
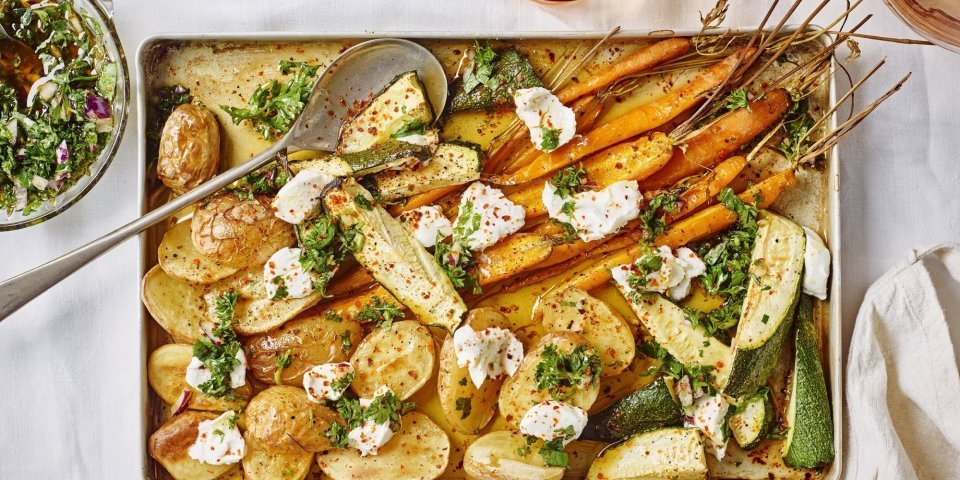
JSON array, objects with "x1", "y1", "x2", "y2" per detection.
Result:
[{"x1": 0, "y1": 38, "x2": 448, "y2": 322}]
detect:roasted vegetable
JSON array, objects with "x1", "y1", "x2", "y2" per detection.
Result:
[
  {"x1": 148, "y1": 411, "x2": 235, "y2": 480},
  {"x1": 157, "y1": 103, "x2": 221, "y2": 195},
  {"x1": 581, "y1": 378, "x2": 683, "y2": 441},
  {"x1": 586, "y1": 428, "x2": 708, "y2": 480},
  {"x1": 190, "y1": 192, "x2": 295, "y2": 268},
  {"x1": 350, "y1": 320, "x2": 436, "y2": 400},
  {"x1": 373, "y1": 142, "x2": 483, "y2": 201},
  {"x1": 338, "y1": 71, "x2": 434, "y2": 154},
  {"x1": 450, "y1": 46, "x2": 543, "y2": 112}
]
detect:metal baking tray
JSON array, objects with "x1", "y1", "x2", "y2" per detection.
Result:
[{"x1": 136, "y1": 30, "x2": 842, "y2": 480}]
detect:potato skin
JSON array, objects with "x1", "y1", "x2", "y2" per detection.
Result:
[
  {"x1": 158, "y1": 103, "x2": 221, "y2": 195},
  {"x1": 191, "y1": 192, "x2": 295, "y2": 267},
  {"x1": 350, "y1": 320, "x2": 436, "y2": 400},
  {"x1": 244, "y1": 386, "x2": 341, "y2": 453},
  {"x1": 148, "y1": 411, "x2": 234, "y2": 480}
]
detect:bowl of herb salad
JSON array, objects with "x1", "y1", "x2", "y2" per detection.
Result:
[{"x1": 0, "y1": 0, "x2": 128, "y2": 230}]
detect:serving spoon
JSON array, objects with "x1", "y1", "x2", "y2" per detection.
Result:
[{"x1": 0, "y1": 38, "x2": 448, "y2": 322}]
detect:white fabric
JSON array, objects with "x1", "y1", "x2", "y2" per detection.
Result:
[
  {"x1": 847, "y1": 244, "x2": 960, "y2": 480},
  {"x1": 0, "y1": 1, "x2": 959, "y2": 478}
]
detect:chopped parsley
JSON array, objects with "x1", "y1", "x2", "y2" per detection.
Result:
[
  {"x1": 723, "y1": 87, "x2": 752, "y2": 111},
  {"x1": 228, "y1": 163, "x2": 289, "y2": 200},
  {"x1": 324, "y1": 309, "x2": 344, "y2": 323},
  {"x1": 639, "y1": 193, "x2": 679, "y2": 241},
  {"x1": 389, "y1": 118, "x2": 427, "y2": 139},
  {"x1": 273, "y1": 350, "x2": 293, "y2": 384},
  {"x1": 325, "y1": 422, "x2": 350, "y2": 448},
  {"x1": 777, "y1": 98, "x2": 815, "y2": 161},
  {"x1": 330, "y1": 372, "x2": 354, "y2": 398},
  {"x1": 540, "y1": 127, "x2": 561, "y2": 152},
  {"x1": 269, "y1": 276, "x2": 288, "y2": 300},
  {"x1": 437, "y1": 201, "x2": 483, "y2": 294},
  {"x1": 221, "y1": 60, "x2": 320, "y2": 140},
  {"x1": 552, "y1": 219, "x2": 579, "y2": 244},
  {"x1": 623, "y1": 244, "x2": 664, "y2": 301},
  {"x1": 455, "y1": 397, "x2": 472, "y2": 419},
  {"x1": 298, "y1": 215, "x2": 362, "y2": 295},
  {"x1": 340, "y1": 329, "x2": 353, "y2": 354},
  {"x1": 534, "y1": 344, "x2": 602, "y2": 400},
  {"x1": 191, "y1": 291, "x2": 244, "y2": 398},
  {"x1": 640, "y1": 340, "x2": 717, "y2": 396},
  {"x1": 549, "y1": 165, "x2": 586, "y2": 200},
  {"x1": 462, "y1": 40, "x2": 499, "y2": 94},
  {"x1": 356, "y1": 296, "x2": 404, "y2": 330},
  {"x1": 538, "y1": 426, "x2": 576, "y2": 468},
  {"x1": 354, "y1": 193, "x2": 372, "y2": 210},
  {"x1": 364, "y1": 390, "x2": 416, "y2": 432}
]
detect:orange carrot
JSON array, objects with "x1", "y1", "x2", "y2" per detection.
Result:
[
  {"x1": 496, "y1": 49, "x2": 755, "y2": 186},
  {"x1": 640, "y1": 88, "x2": 789, "y2": 190},
  {"x1": 501, "y1": 96, "x2": 604, "y2": 175},
  {"x1": 555, "y1": 38, "x2": 692, "y2": 104}
]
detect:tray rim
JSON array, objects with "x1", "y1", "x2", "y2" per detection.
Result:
[{"x1": 135, "y1": 28, "x2": 842, "y2": 480}]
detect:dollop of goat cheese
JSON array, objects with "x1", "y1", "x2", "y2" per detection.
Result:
[
  {"x1": 303, "y1": 362, "x2": 354, "y2": 403},
  {"x1": 399, "y1": 205, "x2": 453, "y2": 248},
  {"x1": 514, "y1": 87, "x2": 577, "y2": 152},
  {"x1": 612, "y1": 246, "x2": 706, "y2": 301},
  {"x1": 453, "y1": 324, "x2": 524, "y2": 388},
  {"x1": 802, "y1": 227, "x2": 831, "y2": 300},
  {"x1": 263, "y1": 247, "x2": 314, "y2": 299},
  {"x1": 188, "y1": 411, "x2": 245, "y2": 465},
  {"x1": 519, "y1": 400, "x2": 588, "y2": 446},
  {"x1": 455, "y1": 183, "x2": 525, "y2": 250},
  {"x1": 542, "y1": 180, "x2": 642, "y2": 242},
  {"x1": 272, "y1": 169, "x2": 335, "y2": 224},
  {"x1": 185, "y1": 350, "x2": 247, "y2": 391}
]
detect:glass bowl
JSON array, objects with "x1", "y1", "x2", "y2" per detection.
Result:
[
  {"x1": 0, "y1": 0, "x2": 130, "y2": 231},
  {"x1": 884, "y1": 0, "x2": 960, "y2": 53}
]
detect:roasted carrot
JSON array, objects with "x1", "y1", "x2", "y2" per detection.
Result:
[
  {"x1": 639, "y1": 88, "x2": 789, "y2": 190},
  {"x1": 495, "y1": 49, "x2": 754, "y2": 186},
  {"x1": 389, "y1": 185, "x2": 462, "y2": 216},
  {"x1": 553, "y1": 169, "x2": 797, "y2": 293},
  {"x1": 475, "y1": 233, "x2": 554, "y2": 284},
  {"x1": 665, "y1": 155, "x2": 748, "y2": 222},
  {"x1": 500, "y1": 96, "x2": 604, "y2": 175},
  {"x1": 555, "y1": 38, "x2": 692, "y2": 105}
]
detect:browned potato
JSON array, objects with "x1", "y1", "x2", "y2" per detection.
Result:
[
  {"x1": 244, "y1": 311, "x2": 364, "y2": 385},
  {"x1": 142, "y1": 265, "x2": 208, "y2": 343},
  {"x1": 158, "y1": 103, "x2": 221, "y2": 195},
  {"x1": 463, "y1": 431, "x2": 564, "y2": 480},
  {"x1": 190, "y1": 192, "x2": 295, "y2": 268},
  {"x1": 541, "y1": 286, "x2": 635, "y2": 377},
  {"x1": 350, "y1": 320, "x2": 436, "y2": 400},
  {"x1": 498, "y1": 332, "x2": 601, "y2": 429},
  {"x1": 159, "y1": 219, "x2": 242, "y2": 284},
  {"x1": 242, "y1": 432, "x2": 313, "y2": 480},
  {"x1": 244, "y1": 386, "x2": 340, "y2": 453},
  {"x1": 147, "y1": 344, "x2": 251, "y2": 412},
  {"x1": 148, "y1": 411, "x2": 234, "y2": 480},
  {"x1": 315, "y1": 412, "x2": 450, "y2": 480},
  {"x1": 437, "y1": 308, "x2": 510, "y2": 434}
]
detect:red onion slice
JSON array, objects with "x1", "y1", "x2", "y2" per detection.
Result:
[
  {"x1": 55, "y1": 140, "x2": 69, "y2": 165},
  {"x1": 84, "y1": 95, "x2": 111, "y2": 120},
  {"x1": 172, "y1": 389, "x2": 192, "y2": 416}
]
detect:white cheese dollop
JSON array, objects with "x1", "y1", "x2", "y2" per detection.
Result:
[
  {"x1": 396, "y1": 129, "x2": 439, "y2": 150},
  {"x1": 263, "y1": 247, "x2": 314, "y2": 299},
  {"x1": 514, "y1": 87, "x2": 577, "y2": 152},
  {"x1": 455, "y1": 182, "x2": 526, "y2": 251},
  {"x1": 453, "y1": 324, "x2": 524, "y2": 388},
  {"x1": 802, "y1": 227, "x2": 831, "y2": 300},
  {"x1": 683, "y1": 394, "x2": 730, "y2": 460},
  {"x1": 187, "y1": 411, "x2": 246, "y2": 465},
  {"x1": 399, "y1": 205, "x2": 453, "y2": 248},
  {"x1": 303, "y1": 362, "x2": 354, "y2": 403},
  {"x1": 271, "y1": 169, "x2": 335, "y2": 224},
  {"x1": 542, "y1": 180, "x2": 642, "y2": 242},
  {"x1": 612, "y1": 246, "x2": 706, "y2": 301},
  {"x1": 185, "y1": 349, "x2": 247, "y2": 391},
  {"x1": 519, "y1": 400, "x2": 588, "y2": 446},
  {"x1": 348, "y1": 418, "x2": 395, "y2": 457}
]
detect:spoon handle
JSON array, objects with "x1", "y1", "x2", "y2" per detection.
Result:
[{"x1": 0, "y1": 142, "x2": 284, "y2": 322}]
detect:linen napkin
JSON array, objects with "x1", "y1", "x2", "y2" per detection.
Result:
[{"x1": 846, "y1": 244, "x2": 960, "y2": 479}]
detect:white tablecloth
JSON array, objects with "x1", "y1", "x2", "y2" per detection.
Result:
[{"x1": 0, "y1": 0, "x2": 957, "y2": 478}]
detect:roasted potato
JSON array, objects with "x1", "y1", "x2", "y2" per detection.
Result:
[
  {"x1": 242, "y1": 433, "x2": 313, "y2": 480},
  {"x1": 463, "y1": 431, "x2": 564, "y2": 480},
  {"x1": 147, "y1": 344, "x2": 251, "y2": 412},
  {"x1": 244, "y1": 311, "x2": 364, "y2": 385},
  {"x1": 244, "y1": 386, "x2": 341, "y2": 453},
  {"x1": 159, "y1": 219, "x2": 241, "y2": 284},
  {"x1": 315, "y1": 412, "x2": 450, "y2": 480},
  {"x1": 541, "y1": 286, "x2": 635, "y2": 377},
  {"x1": 190, "y1": 192, "x2": 295, "y2": 268},
  {"x1": 437, "y1": 308, "x2": 510, "y2": 434},
  {"x1": 142, "y1": 265, "x2": 208, "y2": 343},
  {"x1": 498, "y1": 332, "x2": 601, "y2": 429},
  {"x1": 158, "y1": 103, "x2": 221, "y2": 195},
  {"x1": 148, "y1": 411, "x2": 234, "y2": 480},
  {"x1": 350, "y1": 320, "x2": 436, "y2": 400}
]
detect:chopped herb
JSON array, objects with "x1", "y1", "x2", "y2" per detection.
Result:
[
  {"x1": 435, "y1": 240, "x2": 481, "y2": 294},
  {"x1": 274, "y1": 350, "x2": 293, "y2": 384},
  {"x1": 516, "y1": 435, "x2": 537, "y2": 457},
  {"x1": 552, "y1": 219, "x2": 579, "y2": 243},
  {"x1": 229, "y1": 163, "x2": 289, "y2": 200},
  {"x1": 538, "y1": 426, "x2": 576, "y2": 468},
  {"x1": 458, "y1": 377, "x2": 468, "y2": 386},
  {"x1": 462, "y1": 41, "x2": 499, "y2": 94},
  {"x1": 340, "y1": 329, "x2": 353, "y2": 354},
  {"x1": 356, "y1": 296, "x2": 404, "y2": 329},
  {"x1": 777, "y1": 98, "x2": 815, "y2": 161},
  {"x1": 191, "y1": 291, "x2": 243, "y2": 398},
  {"x1": 270, "y1": 276, "x2": 289, "y2": 300},
  {"x1": 213, "y1": 429, "x2": 225, "y2": 440},
  {"x1": 640, "y1": 340, "x2": 717, "y2": 395},
  {"x1": 549, "y1": 165, "x2": 586, "y2": 200},
  {"x1": 334, "y1": 396, "x2": 365, "y2": 429},
  {"x1": 325, "y1": 309, "x2": 344, "y2": 323},
  {"x1": 540, "y1": 127, "x2": 561, "y2": 152},
  {"x1": 298, "y1": 215, "x2": 362, "y2": 295},
  {"x1": 723, "y1": 88, "x2": 752, "y2": 112},
  {"x1": 330, "y1": 372, "x2": 354, "y2": 398},
  {"x1": 221, "y1": 60, "x2": 320, "y2": 140},
  {"x1": 325, "y1": 422, "x2": 350, "y2": 448},
  {"x1": 227, "y1": 413, "x2": 239, "y2": 429},
  {"x1": 354, "y1": 193, "x2": 373, "y2": 210},
  {"x1": 389, "y1": 118, "x2": 427, "y2": 139},
  {"x1": 639, "y1": 193, "x2": 679, "y2": 241},
  {"x1": 761, "y1": 314, "x2": 770, "y2": 324},
  {"x1": 340, "y1": 223, "x2": 365, "y2": 253},
  {"x1": 623, "y1": 244, "x2": 664, "y2": 300},
  {"x1": 455, "y1": 397, "x2": 472, "y2": 419},
  {"x1": 364, "y1": 390, "x2": 416, "y2": 432},
  {"x1": 535, "y1": 344, "x2": 603, "y2": 400}
]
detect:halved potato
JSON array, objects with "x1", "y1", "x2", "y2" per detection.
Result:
[
  {"x1": 142, "y1": 265, "x2": 208, "y2": 343},
  {"x1": 350, "y1": 320, "x2": 436, "y2": 400},
  {"x1": 498, "y1": 332, "x2": 601, "y2": 429},
  {"x1": 244, "y1": 386, "x2": 340, "y2": 453},
  {"x1": 315, "y1": 412, "x2": 449, "y2": 480},
  {"x1": 147, "y1": 344, "x2": 251, "y2": 411},
  {"x1": 242, "y1": 433, "x2": 313, "y2": 480},
  {"x1": 191, "y1": 192, "x2": 295, "y2": 268},
  {"x1": 437, "y1": 308, "x2": 510, "y2": 434},
  {"x1": 463, "y1": 431, "x2": 564, "y2": 480},
  {"x1": 541, "y1": 286, "x2": 636, "y2": 377},
  {"x1": 244, "y1": 311, "x2": 364, "y2": 385},
  {"x1": 159, "y1": 219, "x2": 241, "y2": 284},
  {"x1": 232, "y1": 290, "x2": 323, "y2": 335},
  {"x1": 148, "y1": 411, "x2": 234, "y2": 480}
]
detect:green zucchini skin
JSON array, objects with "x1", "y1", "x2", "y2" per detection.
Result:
[
  {"x1": 338, "y1": 138, "x2": 433, "y2": 175},
  {"x1": 782, "y1": 295, "x2": 835, "y2": 468},
  {"x1": 723, "y1": 295, "x2": 798, "y2": 398},
  {"x1": 449, "y1": 49, "x2": 543, "y2": 112},
  {"x1": 372, "y1": 142, "x2": 483, "y2": 201},
  {"x1": 728, "y1": 388, "x2": 773, "y2": 450},
  {"x1": 580, "y1": 378, "x2": 683, "y2": 441}
]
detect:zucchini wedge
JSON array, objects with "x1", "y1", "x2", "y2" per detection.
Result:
[
  {"x1": 322, "y1": 179, "x2": 466, "y2": 331},
  {"x1": 580, "y1": 378, "x2": 683, "y2": 441},
  {"x1": 339, "y1": 138, "x2": 433, "y2": 175},
  {"x1": 781, "y1": 295, "x2": 835, "y2": 468},
  {"x1": 372, "y1": 142, "x2": 483, "y2": 201},
  {"x1": 450, "y1": 48, "x2": 544, "y2": 112},
  {"x1": 586, "y1": 428, "x2": 708, "y2": 480},
  {"x1": 724, "y1": 212, "x2": 806, "y2": 398},
  {"x1": 619, "y1": 289, "x2": 732, "y2": 389},
  {"x1": 338, "y1": 71, "x2": 434, "y2": 154},
  {"x1": 728, "y1": 388, "x2": 773, "y2": 450}
]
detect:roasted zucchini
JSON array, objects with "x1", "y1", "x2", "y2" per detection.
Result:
[
  {"x1": 450, "y1": 48, "x2": 543, "y2": 112},
  {"x1": 372, "y1": 142, "x2": 483, "y2": 201}
]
